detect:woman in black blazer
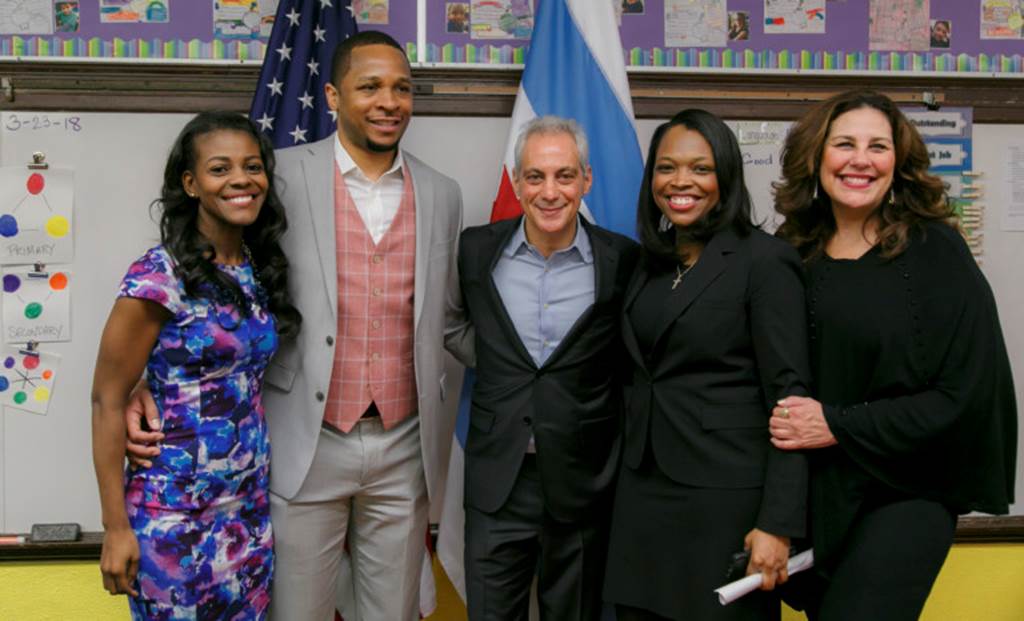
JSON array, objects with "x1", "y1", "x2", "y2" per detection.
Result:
[
  {"x1": 770, "y1": 90, "x2": 1016, "y2": 620},
  {"x1": 603, "y1": 109, "x2": 812, "y2": 621}
]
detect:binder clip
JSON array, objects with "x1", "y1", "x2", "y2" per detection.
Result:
[
  {"x1": 28, "y1": 152, "x2": 48, "y2": 170},
  {"x1": 28, "y1": 262, "x2": 48, "y2": 279},
  {"x1": 18, "y1": 341, "x2": 40, "y2": 358}
]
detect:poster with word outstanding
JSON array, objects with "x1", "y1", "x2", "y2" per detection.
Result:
[
  {"x1": 2, "y1": 268, "x2": 71, "y2": 343},
  {"x1": 0, "y1": 167, "x2": 73, "y2": 264},
  {"x1": 0, "y1": 346, "x2": 59, "y2": 415}
]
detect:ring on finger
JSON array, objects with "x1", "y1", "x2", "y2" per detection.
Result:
[{"x1": 780, "y1": 407, "x2": 790, "y2": 418}]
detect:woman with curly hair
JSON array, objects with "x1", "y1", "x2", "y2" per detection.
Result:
[
  {"x1": 771, "y1": 90, "x2": 1016, "y2": 620},
  {"x1": 92, "y1": 111, "x2": 300, "y2": 619},
  {"x1": 604, "y1": 109, "x2": 811, "y2": 620}
]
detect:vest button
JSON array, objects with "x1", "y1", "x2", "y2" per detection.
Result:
[
  {"x1": 326, "y1": 336, "x2": 334, "y2": 346},
  {"x1": 372, "y1": 319, "x2": 381, "y2": 329},
  {"x1": 372, "y1": 255, "x2": 383, "y2": 264},
  {"x1": 315, "y1": 391, "x2": 325, "y2": 402},
  {"x1": 372, "y1": 287, "x2": 382, "y2": 297}
]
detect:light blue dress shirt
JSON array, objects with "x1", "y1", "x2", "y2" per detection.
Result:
[{"x1": 492, "y1": 216, "x2": 596, "y2": 367}]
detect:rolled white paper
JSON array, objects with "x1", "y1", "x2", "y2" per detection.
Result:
[{"x1": 715, "y1": 549, "x2": 815, "y2": 606}]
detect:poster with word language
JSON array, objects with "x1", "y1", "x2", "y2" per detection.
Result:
[
  {"x1": 0, "y1": 345, "x2": 59, "y2": 415},
  {"x1": 0, "y1": 166, "x2": 73, "y2": 264},
  {"x1": 2, "y1": 267, "x2": 71, "y2": 344}
]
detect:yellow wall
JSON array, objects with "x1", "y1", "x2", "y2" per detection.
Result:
[{"x1": 2, "y1": 544, "x2": 1021, "y2": 620}]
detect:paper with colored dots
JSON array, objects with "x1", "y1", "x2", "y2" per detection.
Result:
[
  {"x1": 0, "y1": 166, "x2": 74, "y2": 264},
  {"x1": 2, "y1": 267, "x2": 71, "y2": 343},
  {"x1": 0, "y1": 346, "x2": 60, "y2": 415}
]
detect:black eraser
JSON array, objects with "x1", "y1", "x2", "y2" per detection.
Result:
[{"x1": 29, "y1": 523, "x2": 81, "y2": 543}]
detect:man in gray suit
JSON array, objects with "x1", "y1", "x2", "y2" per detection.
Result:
[{"x1": 128, "y1": 31, "x2": 464, "y2": 621}]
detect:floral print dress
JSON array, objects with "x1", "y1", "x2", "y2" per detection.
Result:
[{"x1": 118, "y1": 246, "x2": 277, "y2": 621}]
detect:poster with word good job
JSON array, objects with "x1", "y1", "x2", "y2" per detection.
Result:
[
  {"x1": 0, "y1": 346, "x2": 59, "y2": 415},
  {"x1": 0, "y1": 167, "x2": 73, "y2": 264},
  {"x1": 2, "y1": 268, "x2": 71, "y2": 343}
]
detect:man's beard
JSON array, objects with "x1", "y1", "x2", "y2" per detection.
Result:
[{"x1": 367, "y1": 137, "x2": 399, "y2": 153}]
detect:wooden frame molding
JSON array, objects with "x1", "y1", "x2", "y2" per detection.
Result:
[{"x1": 2, "y1": 62, "x2": 1024, "y2": 122}]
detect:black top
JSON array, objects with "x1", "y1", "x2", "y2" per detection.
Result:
[
  {"x1": 621, "y1": 228, "x2": 811, "y2": 538},
  {"x1": 806, "y1": 221, "x2": 1017, "y2": 567},
  {"x1": 629, "y1": 265, "x2": 688, "y2": 354}
]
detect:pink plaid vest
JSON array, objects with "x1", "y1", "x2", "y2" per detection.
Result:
[{"x1": 323, "y1": 165, "x2": 417, "y2": 433}]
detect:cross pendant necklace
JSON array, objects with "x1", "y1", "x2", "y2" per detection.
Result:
[{"x1": 672, "y1": 262, "x2": 694, "y2": 290}]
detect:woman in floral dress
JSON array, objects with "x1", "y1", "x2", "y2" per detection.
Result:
[{"x1": 92, "y1": 111, "x2": 300, "y2": 620}]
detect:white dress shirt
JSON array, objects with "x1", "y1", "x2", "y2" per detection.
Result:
[{"x1": 334, "y1": 136, "x2": 406, "y2": 244}]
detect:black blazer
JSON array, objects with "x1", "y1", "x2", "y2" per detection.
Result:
[
  {"x1": 459, "y1": 217, "x2": 639, "y2": 523},
  {"x1": 622, "y1": 227, "x2": 811, "y2": 537}
]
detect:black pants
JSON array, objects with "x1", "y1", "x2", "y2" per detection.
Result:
[
  {"x1": 799, "y1": 496, "x2": 957, "y2": 621},
  {"x1": 465, "y1": 455, "x2": 609, "y2": 621}
]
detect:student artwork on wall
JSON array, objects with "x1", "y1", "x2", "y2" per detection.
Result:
[
  {"x1": 1, "y1": 267, "x2": 72, "y2": 343},
  {"x1": 0, "y1": 345, "x2": 60, "y2": 415},
  {"x1": 0, "y1": 167, "x2": 73, "y2": 265}
]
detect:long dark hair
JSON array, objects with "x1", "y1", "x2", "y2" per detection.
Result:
[
  {"x1": 157, "y1": 111, "x2": 301, "y2": 337},
  {"x1": 637, "y1": 108, "x2": 755, "y2": 269},
  {"x1": 773, "y1": 90, "x2": 953, "y2": 260}
]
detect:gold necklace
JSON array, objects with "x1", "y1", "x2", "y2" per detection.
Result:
[{"x1": 672, "y1": 262, "x2": 694, "y2": 290}]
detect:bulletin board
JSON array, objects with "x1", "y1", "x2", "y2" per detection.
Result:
[
  {"x1": 0, "y1": 0, "x2": 413, "y2": 61},
  {"x1": 424, "y1": 0, "x2": 1024, "y2": 72},
  {"x1": 2, "y1": 1, "x2": 1023, "y2": 75}
]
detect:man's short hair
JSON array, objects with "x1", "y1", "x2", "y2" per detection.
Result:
[
  {"x1": 513, "y1": 116, "x2": 590, "y2": 176},
  {"x1": 330, "y1": 31, "x2": 407, "y2": 86}
]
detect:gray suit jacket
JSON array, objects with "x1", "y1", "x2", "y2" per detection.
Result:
[{"x1": 263, "y1": 134, "x2": 464, "y2": 502}]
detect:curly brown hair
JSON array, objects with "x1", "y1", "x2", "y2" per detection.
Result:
[{"x1": 773, "y1": 90, "x2": 953, "y2": 260}]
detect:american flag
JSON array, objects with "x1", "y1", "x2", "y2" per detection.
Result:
[{"x1": 250, "y1": 0, "x2": 358, "y2": 149}]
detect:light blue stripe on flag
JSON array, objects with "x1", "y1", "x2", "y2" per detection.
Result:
[{"x1": 521, "y1": 0, "x2": 643, "y2": 238}]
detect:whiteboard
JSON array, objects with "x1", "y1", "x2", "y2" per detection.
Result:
[{"x1": 0, "y1": 112, "x2": 1020, "y2": 533}]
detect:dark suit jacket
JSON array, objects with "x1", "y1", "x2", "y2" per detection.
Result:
[
  {"x1": 622, "y1": 227, "x2": 810, "y2": 537},
  {"x1": 459, "y1": 217, "x2": 639, "y2": 524}
]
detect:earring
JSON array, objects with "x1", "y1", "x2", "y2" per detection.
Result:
[
  {"x1": 889, "y1": 186, "x2": 896, "y2": 205},
  {"x1": 659, "y1": 214, "x2": 673, "y2": 232},
  {"x1": 812, "y1": 182, "x2": 818, "y2": 201}
]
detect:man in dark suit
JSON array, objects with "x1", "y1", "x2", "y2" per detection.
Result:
[{"x1": 453, "y1": 116, "x2": 639, "y2": 621}]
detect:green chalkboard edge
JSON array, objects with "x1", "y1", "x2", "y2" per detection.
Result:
[{"x1": 1, "y1": 517, "x2": 1021, "y2": 562}]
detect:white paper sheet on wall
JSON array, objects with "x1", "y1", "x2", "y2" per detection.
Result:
[
  {"x1": 1, "y1": 266, "x2": 71, "y2": 343},
  {"x1": 0, "y1": 345, "x2": 60, "y2": 415},
  {"x1": 0, "y1": 166, "x2": 74, "y2": 264}
]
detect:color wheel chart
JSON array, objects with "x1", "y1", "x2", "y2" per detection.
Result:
[
  {"x1": 0, "y1": 166, "x2": 74, "y2": 264},
  {"x1": 1, "y1": 267, "x2": 72, "y2": 343},
  {"x1": 0, "y1": 346, "x2": 60, "y2": 415}
]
